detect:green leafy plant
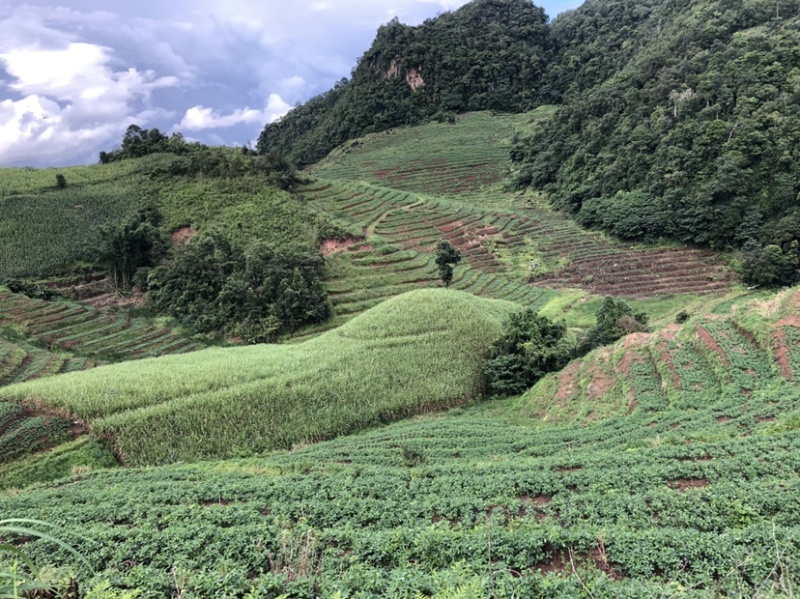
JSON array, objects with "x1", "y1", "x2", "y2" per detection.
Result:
[
  {"x1": 483, "y1": 308, "x2": 573, "y2": 397},
  {"x1": 0, "y1": 518, "x2": 89, "y2": 599},
  {"x1": 578, "y1": 297, "x2": 648, "y2": 355}
]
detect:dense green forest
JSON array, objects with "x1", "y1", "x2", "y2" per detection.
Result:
[
  {"x1": 257, "y1": 0, "x2": 553, "y2": 166},
  {"x1": 513, "y1": 0, "x2": 800, "y2": 284}
]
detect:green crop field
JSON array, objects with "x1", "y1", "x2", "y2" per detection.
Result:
[
  {"x1": 302, "y1": 112, "x2": 734, "y2": 327},
  {"x1": 4, "y1": 378, "x2": 800, "y2": 597},
  {"x1": 6, "y1": 1, "x2": 800, "y2": 595},
  {"x1": 0, "y1": 289, "x2": 516, "y2": 465},
  {"x1": 521, "y1": 288, "x2": 800, "y2": 427},
  {"x1": 0, "y1": 154, "x2": 316, "y2": 281},
  {"x1": 0, "y1": 402, "x2": 76, "y2": 464}
]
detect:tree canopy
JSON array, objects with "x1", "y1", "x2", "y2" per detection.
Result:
[{"x1": 512, "y1": 0, "x2": 800, "y2": 283}]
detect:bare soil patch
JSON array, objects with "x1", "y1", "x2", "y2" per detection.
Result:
[
  {"x1": 695, "y1": 323, "x2": 730, "y2": 366},
  {"x1": 555, "y1": 362, "x2": 581, "y2": 403},
  {"x1": 320, "y1": 237, "x2": 366, "y2": 256},
  {"x1": 171, "y1": 225, "x2": 198, "y2": 246},
  {"x1": 586, "y1": 350, "x2": 615, "y2": 401},
  {"x1": 86, "y1": 291, "x2": 146, "y2": 310},
  {"x1": 668, "y1": 478, "x2": 709, "y2": 491}
]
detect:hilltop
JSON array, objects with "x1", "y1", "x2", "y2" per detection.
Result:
[{"x1": 257, "y1": 0, "x2": 553, "y2": 166}]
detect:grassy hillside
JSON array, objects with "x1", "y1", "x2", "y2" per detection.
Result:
[
  {"x1": 304, "y1": 112, "x2": 734, "y2": 330},
  {"x1": 0, "y1": 289, "x2": 515, "y2": 465},
  {"x1": 0, "y1": 154, "x2": 316, "y2": 281}
]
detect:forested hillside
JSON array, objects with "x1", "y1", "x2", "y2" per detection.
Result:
[
  {"x1": 261, "y1": 0, "x2": 800, "y2": 287},
  {"x1": 257, "y1": 0, "x2": 553, "y2": 166},
  {"x1": 514, "y1": 0, "x2": 800, "y2": 285}
]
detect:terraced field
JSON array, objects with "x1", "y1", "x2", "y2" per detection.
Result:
[
  {"x1": 304, "y1": 112, "x2": 734, "y2": 315},
  {"x1": 0, "y1": 292, "x2": 203, "y2": 384},
  {"x1": 0, "y1": 402, "x2": 76, "y2": 464},
  {"x1": 0, "y1": 332, "x2": 95, "y2": 387},
  {"x1": 6, "y1": 380, "x2": 800, "y2": 596},
  {"x1": 306, "y1": 181, "x2": 560, "y2": 323},
  {"x1": 310, "y1": 111, "x2": 523, "y2": 196},
  {"x1": 524, "y1": 289, "x2": 800, "y2": 424}
]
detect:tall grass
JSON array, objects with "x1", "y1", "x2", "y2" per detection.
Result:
[{"x1": 0, "y1": 290, "x2": 516, "y2": 464}]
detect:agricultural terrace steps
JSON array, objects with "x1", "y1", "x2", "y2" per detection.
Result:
[
  {"x1": 525, "y1": 287, "x2": 800, "y2": 424},
  {"x1": 301, "y1": 178, "x2": 734, "y2": 301},
  {"x1": 304, "y1": 112, "x2": 736, "y2": 305}
]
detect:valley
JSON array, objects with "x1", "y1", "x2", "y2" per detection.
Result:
[{"x1": 2, "y1": 0, "x2": 800, "y2": 596}]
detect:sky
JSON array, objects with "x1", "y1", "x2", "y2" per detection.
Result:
[{"x1": 0, "y1": 0, "x2": 583, "y2": 167}]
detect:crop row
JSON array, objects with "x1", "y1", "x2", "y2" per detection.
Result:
[
  {"x1": 534, "y1": 308, "x2": 788, "y2": 422},
  {"x1": 6, "y1": 383, "x2": 800, "y2": 596},
  {"x1": 0, "y1": 336, "x2": 94, "y2": 387},
  {"x1": 0, "y1": 292, "x2": 202, "y2": 362},
  {"x1": 0, "y1": 401, "x2": 75, "y2": 463}
]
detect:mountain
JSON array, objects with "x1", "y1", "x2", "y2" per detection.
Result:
[
  {"x1": 257, "y1": 0, "x2": 553, "y2": 166},
  {"x1": 261, "y1": 0, "x2": 800, "y2": 287},
  {"x1": 514, "y1": 0, "x2": 800, "y2": 285}
]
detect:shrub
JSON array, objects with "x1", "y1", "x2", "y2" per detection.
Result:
[
  {"x1": 483, "y1": 308, "x2": 574, "y2": 397},
  {"x1": 434, "y1": 241, "x2": 462, "y2": 287},
  {"x1": 578, "y1": 297, "x2": 648, "y2": 355}
]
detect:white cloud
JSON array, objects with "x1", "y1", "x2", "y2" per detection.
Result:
[
  {"x1": 0, "y1": 10, "x2": 180, "y2": 166},
  {"x1": 266, "y1": 94, "x2": 292, "y2": 123},
  {"x1": 311, "y1": 2, "x2": 335, "y2": 11},
  {"x1": 0, "y1": 95, "x2": 118, "y2": 165},
  {"x1": 178, "y1": 93, "x2": 291, "y2": 131}
]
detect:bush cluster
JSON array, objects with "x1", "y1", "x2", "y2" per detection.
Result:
[{"x1": 148, "y1": 233, "x2": 329, "y2": 342}]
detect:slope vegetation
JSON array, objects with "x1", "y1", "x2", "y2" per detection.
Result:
[
  {"x1": 257, "y1": 0, "x2": 552, "y2": 166},
  {"x1": 306, "y1": 112, "x2": 734, "y2": 318},
  {"x1": 5, "y1": 370, "x2": 800, "y2": 595},
  {"x1": 516, "y1": 0, "x2": 800, "y2": 270},
  {"x1": 523, "y1": 287, "x2": 800, "y2": 424},
  {"x1": 0, "y1": 289, "x2": 515, "y2": 465}
]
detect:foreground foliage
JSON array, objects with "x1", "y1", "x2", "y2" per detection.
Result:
[
  {"x1": 4, "y1": 382, "x2": 800, "y2": 597},
  {"x1": 0, "y1": 518, "x2": 87, "y2": 598}
]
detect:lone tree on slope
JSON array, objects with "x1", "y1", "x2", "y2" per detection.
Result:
[{"x1": 435, "y1": 240, "x2": 461, "y2": 287}]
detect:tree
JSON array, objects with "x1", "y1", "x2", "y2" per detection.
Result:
[
  {"x1": 483, "y1": 308, "x2": 574, "y2": 397},
  {"x1": 148, "y1": 234, "x2": 330, "y2": 342},
  {"x1": 55, "y1": 173, "x2": 67, "y2": 189},
  {"x1": 435, "y1": 240, "x2": 462, "y2": 287},
  {"x1": 97, "y1": 209, "x2": 166, "y2": 291},
  {"x1": 578, "y1": 297, "x2": 649, "y2": 355}
]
